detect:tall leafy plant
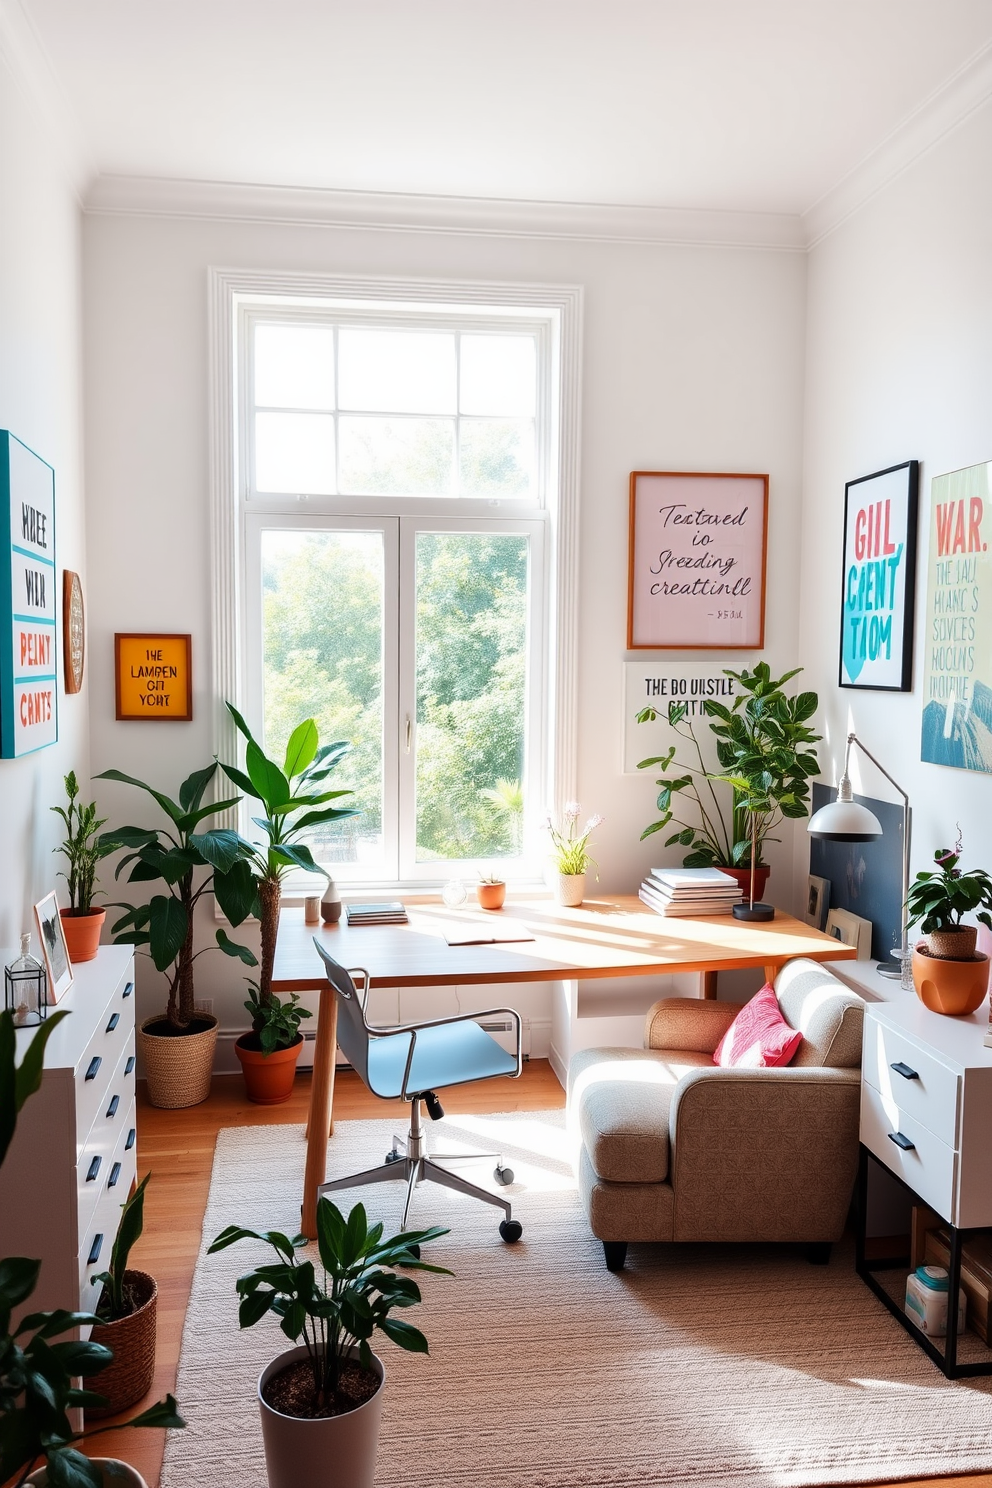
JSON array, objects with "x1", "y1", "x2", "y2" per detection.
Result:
[
  {"x1": 51, "y1": 772, "x2": 113, "y2": 915},
  {"x1": 96, "y1": 763, "x2": 258, "y2": 1030}
]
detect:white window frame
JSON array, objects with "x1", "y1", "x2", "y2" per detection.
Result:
[{"x1": 208, "y1": 269, "x2": 582, "y2": 890}]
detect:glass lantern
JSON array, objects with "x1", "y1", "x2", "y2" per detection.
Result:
[{"x1": 4, "y1": 932, "x2": 48, "y2": 1026}]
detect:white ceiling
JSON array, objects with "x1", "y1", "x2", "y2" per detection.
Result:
[{"x1": 14, "y1": 0, "x2": 992, "y2": 216}]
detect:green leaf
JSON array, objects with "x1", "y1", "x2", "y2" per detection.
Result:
[
  {"x1": 226, "y1": 701, "x2": 255, "y2": 743},
  {"x1": 124, "y1": 1392, "x2": 186, "y2": 1430},
  {"x1": 639, "y1": 821, "x2": 668, "y2": 840},
  {"x1": 179, "y1": 762, "x2": 218, "y2": 813},
  {"x1": 215, "y1": 928, "x2": 258, "y2": 966},
  {"x1": 177, "y1": 796, "x2": 243, "y2": 834},
  {"x1": 0, "y1": 1255, "x2": 41, "y2": 1308},
  {"x1": 147, "y1": 895, "x2": 189, "y2": 972},
  {"x1": 290, "y1": 806, "x2": 360, "y2": 833},
  {"x1": 219, "y1": 763, "x2": 257, "y2": 798},
  {"x1": 245, "y1": 742, "x2": 290, "y2": 811},
  {"x1": 213, "y1": 858, "x2": 259, "y2": 926},
  {"x1": 379, "y1": 1317, "x2": 430, "y2": 1353},
  {"x1": 45, "y1": 1445, "x2": 104, "y2": 1488},
  {"x1": 97, "y1": 825, "x2": 159, "y2": 853},
  {"x1": 268, "y1": 843, "x2": 324, "y2": 876},
  {"x1": 191, "y1": 828, "x2": 249, "y2": 874},
  {"x1": 5, "y1": 1010, "x2": 70, "y2": 1163},
  {"x1": 94, "y1": 768, "x2": 184, "y2": 825},
  {"x1": 284, "y1": 719, "x2": 319, "y2": 779}
]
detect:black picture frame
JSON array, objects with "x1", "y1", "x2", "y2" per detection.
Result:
[{"x1": 838, "y1": 460, "x2": 919, "y2": 692}]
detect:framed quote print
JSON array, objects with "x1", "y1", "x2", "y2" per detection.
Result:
[
  {"x1": 839, "y1": 460, "x2": 919, "y2": 691},
  {"x1": 115, "y1": 633, "x2": 192, "y2": 720},
  {"x1": 627, "y1": 471, "x2": 768, "y2": 650}
]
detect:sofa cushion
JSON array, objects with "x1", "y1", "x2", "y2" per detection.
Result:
[
  {"x1": 774, "y1": 959, "x2": 865, "y2": 1069},
  {"x1": 569, "y1": 1046, "x2": 712, "y2": 1183},
  {"x1": 714, "y1": 983, "x2": 803, "y2": 1068}
]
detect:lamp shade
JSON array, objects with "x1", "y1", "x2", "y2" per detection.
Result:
[{"x1": 807, "y1": 799, "x2": 883, "y2": 842}]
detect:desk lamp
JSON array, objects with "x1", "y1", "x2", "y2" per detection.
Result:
[{"x1": 806, "y1": 731, "x2": 910, "y2": 982}]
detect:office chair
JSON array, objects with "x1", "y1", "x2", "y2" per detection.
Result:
[{"x1": 312, "y1": 940, "x2": 524, "y2": 1242}]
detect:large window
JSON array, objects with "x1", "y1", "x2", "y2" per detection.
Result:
[{"x1": 236, "y1": 298, "x2": 558, "y2": 885}]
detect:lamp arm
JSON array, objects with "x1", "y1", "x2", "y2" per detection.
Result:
[{"x1": 845, "y1": 732, "x2": 911, "y2": 957}]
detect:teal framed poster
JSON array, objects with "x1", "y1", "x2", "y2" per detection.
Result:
[{"x1": 0, "y1": 430, "x2": 58, "y2": 757}]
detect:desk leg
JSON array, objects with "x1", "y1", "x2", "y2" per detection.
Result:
[
  {"x1": 302, "y1": 985, "x2": 339, "y2": 1240},
  {"x1": 700, "y1": 971, "x2": 718, "y2": 999},
  {"x1": 764, "y1": 963, "x2": 779, "y2": 986}
]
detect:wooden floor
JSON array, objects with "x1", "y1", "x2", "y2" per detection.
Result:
[{"x1": 89, "y1": 1062, "x2": 991, "y2": 1488}]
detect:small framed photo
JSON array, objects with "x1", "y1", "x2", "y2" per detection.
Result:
[
  {"x1": 839, "y1": 460, "x2": 919, "y2": 691},
  {"x1": 825, "y1": 907, "x2": 873, "y2": 961},
  {"x1": 804, "y1": 874, "x2": 830, "y2": 931},
  {"x1": 33, "y1": 891, "x2": 73, "y2": 1002}
]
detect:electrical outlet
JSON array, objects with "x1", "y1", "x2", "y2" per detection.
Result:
[{"x1": 194, "y1": 998, "x2": 214, "y2": 1016}]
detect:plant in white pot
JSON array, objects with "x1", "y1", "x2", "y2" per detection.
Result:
[
  {"x1": 208, "y1": 1197, "x2": 450, "y2": 1488},
  {"x1": 51, "y1": 771, "x2": 115, "y2": 964},
  {"x1": 543, "y1": 804, "x2": 602, "y2": 906}
]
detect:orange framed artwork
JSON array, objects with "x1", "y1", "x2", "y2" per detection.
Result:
[
  {"x1": 627, "y1": 471, "x2": 769, "y2": 650},
  {"x1": 114, "y1": 633, "x2": 192, "y2": 720}
]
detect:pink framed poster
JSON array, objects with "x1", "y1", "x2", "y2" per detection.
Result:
[{"x1": 627, "y1": 471, "x2": 768, "y2": 650}]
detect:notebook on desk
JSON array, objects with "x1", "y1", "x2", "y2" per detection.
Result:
[{"x1": 443, "y1": 919, "x2": 536, "y2": 947}]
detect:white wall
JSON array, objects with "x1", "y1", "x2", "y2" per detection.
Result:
[
  {"x1": 81, "y1": 208, "x2": 808, "y2": 1035},
  {"x1": 799, "y1": 99, "x2": 992, "y2": 899},
  {"x1": 0, "y1": 36, "x2": 87, "y2": 953}
]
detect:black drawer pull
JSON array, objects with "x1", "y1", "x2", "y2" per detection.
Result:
[
  {"x1": 125, "y1": 1056, "x2": 135, "y2": 1075},
  {"x1": 86, "y1": 1156, "x2": 101, "y2": 1182},
  {"x1": 891, "y1": 1061, "x2": 919, "y2": 1081},
  {"x1": 106, "y1": 1012, "x2": 120, "y2": 1033},
  {"x1": 122, "y1": 981, "x2": 134, "y2": 998},
  {"x1": 125, "y1": 1128, "x2": 136, "y2": 1151},
  {"x1": 106, "y1": 1094, "x2": 120, "y2": 1118},
  {"x1": 85, "y1": 1056, "x2": 102, "y2": 1081},
  {"x1": 888, "y1": 1130, "x2": 916, "y2": 1151},
  {"x1": 87, "y1": 1234, "x2": 103, "y2": 1266},
  {"x1": 108, "y1": 1161, "x2": 122, "y2": 1188}
]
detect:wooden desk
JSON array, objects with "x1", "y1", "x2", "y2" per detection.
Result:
[{"x1": 272, "y1": 895, "x2": 855, "y2": 1236}]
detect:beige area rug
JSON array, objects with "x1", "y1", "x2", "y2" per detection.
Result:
[{"x1": 161, "y1": 1114, "x2": 992, "y2": 1488}]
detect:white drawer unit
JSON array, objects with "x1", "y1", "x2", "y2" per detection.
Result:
[{"x1": 0, "y1": 946, "x2": 137, "y2": 1321}]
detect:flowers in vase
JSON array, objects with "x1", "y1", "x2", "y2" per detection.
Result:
[{"x1": 544, "y1": 803, "x2": 602, "y2": 877}]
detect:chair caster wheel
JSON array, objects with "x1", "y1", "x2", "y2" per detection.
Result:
[
  {"x1": 494, "y1": 1165, "x2": 514, "y2": 1185},
  {"x1": 499, "y1": 1219, "x2": 523, "y2": 1243},
  {"x1": 384, "y1": 1150, "x2": 401, "y2": 1164}
]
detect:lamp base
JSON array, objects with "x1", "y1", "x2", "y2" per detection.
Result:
[
  {"x1": 876, "y1": 963, "x2": 902, "y2": 979},
  {"x1": 732, "y1": 902, "x2": 775, "y2": 922}
]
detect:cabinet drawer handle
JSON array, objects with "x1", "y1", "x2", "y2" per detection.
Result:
[
  {"x1": 890, "y1": 1061, "x2": 919, "y2": 1080},
  {"x1": 125, "y1": 1056, "x2": 135, "y2": 1075},
  {"x1": 122, "y1": 981, "x2": 134, "y2": 998},
  {"x1": 108, "y1": 1161, "x2": 122, "y2": 1188},
  {"x1": 106, "y1": 1012, "x2": 120, "y2": 1033},
  {"x1": 85, "y1": 1056, "x2": 102, "y2": 1081},
  {"x1": 86, "y1": 1155, "x2": 101, "y2": 1182},
  {"x1": 888, "y1": 1130, "x2": 916, "y2": 1151},
  {"x1": 106, "y1": 1094, "x2": 120, "y2": 1118},
  {"x1": 125, "y1": 1128, "x2": 136, "y2": 1151},
  {"x1": 87, "y1": 1234, "x2": 103, "y2": 1266}
]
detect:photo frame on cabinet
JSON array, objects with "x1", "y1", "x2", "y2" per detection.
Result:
[
  {"x1": 627, "y1": 471, "x2": 768, "y2": 649},
  {"x1": 825, "y1": 907, "x2": 873, "y2": 961},
  {"x1": 33, "y1": 891, "x2": 73, "y2": 1002},
  {"x1": 804, "y1": 874, "x2": 830, "y2": 932},
  {"x1": 839, "y1": 460, "x2": 919, "y2": 691}
]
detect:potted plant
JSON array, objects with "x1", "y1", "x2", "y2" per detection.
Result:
[
  {"x1": 96, "y1": 762, "x2": 259, "y2": 1108},
  {"x1": 235, "y1": 983, "x2": 312, "y2": 1104},
  {"x1": 208, "y1": 1198, "x2": 449, "y2": 1488},
  {"x1": 476, "y1": 873, "x2": 506, "y2": 910},
  {"x1": 543, "y1": 804, "x2": 602, "y2": 906},
  {"x1": 51, "y1": 771, "x2": 115, "y2": 963},
  {"x1": 1, "y1": 1009, "x2": 184, "y2": 1488},
  {"x1": 906, "y1": 841, "x2": 992, "y2": 1015},
  {"x1": 87, "y1": 1174, "x2": 157, "y2": 1418},
  {"x1": 637, "y1": 664, "x2": 820, "y2": 903}
]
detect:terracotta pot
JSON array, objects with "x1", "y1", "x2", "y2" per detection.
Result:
[
  {"x1": 27, "y1": 1460, "x2": 148, "y2": 1487},
  {"x1": 925, "y1": 925, "x2": 978, "y2": 960},
  {"x1": 555, "y1": 873, "x2": 585, "y2": 907},
  {"x1": 476, "y1": 882, "x2": 506, "y2": 910},
  {"x1": 87, "y1": 1270, "x2": 157, "y2": 1417},
  {"x1": 912, "y1": 944, "x2": 990, "y2": 1016},
  {"x1": 59, "y1": 907, "x2": 106, "y2": 964},
  {"x1": 722, "y1": 866, "x2": 770, "y2": 904},
  {"x1": 138, "y1": 1013, "x2": 218, "y2": 1109},
  {"x1": 258, "y1": 1343, "x2": 384, "y2": 1488},
  {"x1": 235, "y1": 1033, "x2": 304, "y2": 1104}
]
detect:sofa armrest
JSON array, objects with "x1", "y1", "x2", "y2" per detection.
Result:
[{"x1": 644, "y1": 997, "x2": 739, "y2": 1054}]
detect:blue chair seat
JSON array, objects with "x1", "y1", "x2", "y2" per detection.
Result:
[{"x1": 367, "y1": 1019, "x2": 518, "y2": 1098}]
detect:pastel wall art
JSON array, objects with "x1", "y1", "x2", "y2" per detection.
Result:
[{"x1": 839, "y1": 461, "x2": 918, "y2": 692}]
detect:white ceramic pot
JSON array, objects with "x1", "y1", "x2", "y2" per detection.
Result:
[
  {"x1": 556, "y1": 873, "x2": 585, "y2": 907},
  {"x1": 258, "y1": 1344, "x2": 385, "y2": 1488},
  {"x1": 26, "y1": 1460, "x2": 148, "y2": 1487}
]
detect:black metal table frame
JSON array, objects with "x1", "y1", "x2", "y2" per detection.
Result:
[{"x1": 855, "y1": 1144, "x2": 992, "y2": 1379}]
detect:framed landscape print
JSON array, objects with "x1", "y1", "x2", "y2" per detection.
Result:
[
  {"x1": 627, "y1": 471, "x2": 768, "y2": 650},
  {"x1": 33, "y1": 891, "x2": 73, "y2": 1002},
  {"x1": 839, "y1": 460, "x2": 919, "y2": 691}
]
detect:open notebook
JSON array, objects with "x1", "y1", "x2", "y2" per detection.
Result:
[{"x1": 442, "y1": 918, "x2": 536, "y2": 947}]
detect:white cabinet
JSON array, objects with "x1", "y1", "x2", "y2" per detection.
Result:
[{"x1": 0, "y1": 946, "x2": 137, "y2": 1320}]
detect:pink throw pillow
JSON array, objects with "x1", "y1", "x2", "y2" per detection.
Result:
[{"x1": 714, "y1": 983, "x2": 802, "y2": 1069}]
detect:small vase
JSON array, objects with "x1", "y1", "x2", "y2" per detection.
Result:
[{"x1": 556, "y1": 873, "x2": 585, "y2": 907}]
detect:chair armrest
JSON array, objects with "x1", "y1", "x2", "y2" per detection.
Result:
[{"x1": 644, "y1": 998, "x2": 739, "y2": 1054}]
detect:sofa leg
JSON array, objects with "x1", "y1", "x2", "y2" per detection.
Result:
[
  {"x1": 806, "y1": 1242, "x2": 832, "y2": 1265},
  {"x1": 603, "y1": 1241, "x2": 628, "y2": 1272}
]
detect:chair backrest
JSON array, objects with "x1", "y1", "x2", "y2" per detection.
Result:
[
  {"x1": 311, "y1": 941, "x2": 372, "y2": 1087},
  {"x1": 773, "y1": 958, "x2": 865, "y2": 1069}
]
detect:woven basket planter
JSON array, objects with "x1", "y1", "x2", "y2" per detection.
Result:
[
  {"x1": 139, "y1": 1013, "x2": 218, "y2": 1109},
  {"x1": 924, "y1": 926, "x2": 978, "y2": 960},
  {"x1": 87, "y1": 1270, "x2": 158, "y2": 1418}
]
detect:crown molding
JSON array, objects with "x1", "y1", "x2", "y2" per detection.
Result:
[
  {"x1": 803, "y1": 37, "x2": 992, "y2": 247},
  {"x1": 0, "y1": 0, "x2": 93, "y2": 199},
  {"x1": 84, "y1": 173, "x2": 806, "y2": 252}
]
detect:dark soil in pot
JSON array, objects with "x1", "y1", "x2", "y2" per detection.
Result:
[{"x1": 262, "y1": 1357, "x2": 381, "y2": 1419}]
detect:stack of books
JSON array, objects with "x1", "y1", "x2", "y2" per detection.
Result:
[
  {"x1": 639, "y1": 867, "x2": 743, "y2": 917},
  {"x1": 344, "y1": 900, "x2": 409, "y2": 926}
]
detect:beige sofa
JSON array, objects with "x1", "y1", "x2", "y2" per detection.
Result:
[{"x1": 569, "y1": 958, "x2": 865, "y2": 1270}]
